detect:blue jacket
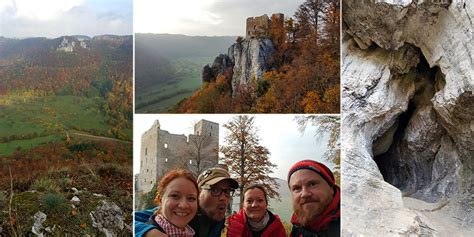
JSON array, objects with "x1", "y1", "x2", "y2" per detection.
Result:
[
  {"x1": 134, "y1": 208, "x2": 225, "y2": 237},
  {"x1": 134, "y1": 208, "x2": 157, "y2": 237}
]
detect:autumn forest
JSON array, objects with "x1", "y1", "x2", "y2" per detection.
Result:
[
  {"x1": 0, "y1": 35, "x2": 133, "y2": 235},
  {"x1": 173, "y1": 0, "x2": 340, "y2": 113}
]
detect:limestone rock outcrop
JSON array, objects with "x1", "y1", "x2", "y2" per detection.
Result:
[
  {"x1": 202, "y1": 54, "x2": 233, "y2": 83},
  {"x1": 342, "y1": 0, "x2": 473, "y2": 235},
  {"x1": 31, "y1": 211, "x2": 47, "y2": 237},
  {"x1": 56, "y1": 36, "x2": 87, "y2": 52},
  {"x1": 228, "y1": 38, "x2": 274, "y2": 93},
  {"x1": 202, "y1": 37, "x2": 274, "y2": 95},
  {"x1": 90, "y1": 200, "x2": 125, "y2": 237}
]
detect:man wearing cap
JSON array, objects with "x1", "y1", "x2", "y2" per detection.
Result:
[
  {"x1": 288, "y1": 160, "x2": 340, "y2": 237},
  {"x1": 135, "y1": 167, "x2": 239, "y2": 237}
]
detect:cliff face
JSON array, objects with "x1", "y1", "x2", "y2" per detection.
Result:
[
  {"x1": 342, "y1": 0, "x2": 473, "y2": 236},
  {"x1": 228, "y1": 38, "x2": 274, "y2": 93},
  {"x1": 202, "y1": 37, "x2": 274, "y2": 95}
]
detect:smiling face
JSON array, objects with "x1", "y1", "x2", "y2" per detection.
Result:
[
  {"x1": 243, "y1": 188, "x2": 268, "y2": 222},
  {"x1": 160, "y1": 177, "x2": 198, "y2": 228},
  {"x1": 199, "y1": 180, "x2": 232, "y2": 221},
  {"x1": 289, "y1": 169, "x2": 334, "y2": 226}
]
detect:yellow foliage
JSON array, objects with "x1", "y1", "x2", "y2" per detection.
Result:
[{"x1": 302, "y1": 91, "x2": 322, "y2": 113}]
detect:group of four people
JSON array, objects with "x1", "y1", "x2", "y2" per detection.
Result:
[{"x1": 135, "y1": 160, "x2": 340, "y2": 237}]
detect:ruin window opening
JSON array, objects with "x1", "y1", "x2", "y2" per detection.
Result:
[
  {"x1": 164, "y1": 143, "x2": 168, "y2": 148},
  {"x1": 145, "y1": 148, "x2": 147, "y2": 155}
]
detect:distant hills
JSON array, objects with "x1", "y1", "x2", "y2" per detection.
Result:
[
  {"x1": 0, "y1": 35, "x2": 132, "y2": 93},
  {"x1": 134, "y1": 33, "x2": 237, "y2": 112},
  {"x1": 136, "y1": 33, "x2": 237, "y2": 59},
  {"x1": 0, "y1": 34, "x2": 133, "y2": 145},
  {"x1": 0, "y1": 35, "x2": 132, "y2": 61}
]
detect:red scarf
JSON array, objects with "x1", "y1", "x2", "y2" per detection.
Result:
[
  {"x1": 154, "y1": 214, "x2": 195, "y2": 237},
  {"x1": 291, "y1": 186, "x2": 340, "y2": 232}
]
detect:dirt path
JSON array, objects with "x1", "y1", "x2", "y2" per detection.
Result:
[
  {"x1": 403, "y1": 197, "x2": 473, "y2": 236},
  {"x1": 70, "y1": 132, "x2": 131, "y2": 143}
]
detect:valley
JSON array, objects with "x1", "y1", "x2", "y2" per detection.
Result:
[
  {"x1": 0, "y1": 35, "x2": 133, "y2": 235},
  {"x1": 135, "y1": 57, "x2": 210, "y2": 112},
  {"x1": 134, "y1": 33, "x2": 236, "y2": 113}
]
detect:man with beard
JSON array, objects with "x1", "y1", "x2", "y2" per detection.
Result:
[
  {"x1": 135, "y1": 167, "x2": 239, "y2": 237},
  {"x1": 288, "y1": 160, "x2": 340, "y2": 237}
]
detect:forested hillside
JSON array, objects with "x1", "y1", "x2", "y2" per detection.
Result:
[
  {"x1": 175, "y1": 0, "x2": 340, "y2": 113},
  {"x1": 0, "y1": 35, "x2": 133, "y2": 235}
]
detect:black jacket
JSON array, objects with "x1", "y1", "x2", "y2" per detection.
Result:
[{"x1": 290, "y1": 217, "x2": 340, "y2": 237}]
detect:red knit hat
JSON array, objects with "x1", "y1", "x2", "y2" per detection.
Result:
[{"x1": 287, "y1": 160, "x2": 335, "y2": 187}]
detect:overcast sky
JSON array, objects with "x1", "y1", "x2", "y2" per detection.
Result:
[
  {"x1": 0, "y1": 0, "x2": 132, "y2": 38},
  {"x1": 134, "y1": 0, "x2": 303, "y2": 36},
  {"x1": 133, "y1": 114, "x2": 338, "y2": 181}
]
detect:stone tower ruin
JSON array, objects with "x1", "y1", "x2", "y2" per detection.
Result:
[
  {"x1": 246, "y1": 13, "x2": 284, "y2": 38},
  {"x1": 138, "y1": 119, "x2": 219, "y2": 193}
]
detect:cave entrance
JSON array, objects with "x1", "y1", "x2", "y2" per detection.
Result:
[{"x1": 373, "y1": 50, "x2": 445, "y2": 198}]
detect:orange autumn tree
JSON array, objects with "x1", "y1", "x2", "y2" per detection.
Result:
[
  {"x1": 175, "y1": 72, "x2": 233, "y2": 113},
  {"x1": 258, "y1": 0, "x2": 340, "y2": 113},
  {"x1": 220, "y1": 115, "x2": 279, "y2": 208}
]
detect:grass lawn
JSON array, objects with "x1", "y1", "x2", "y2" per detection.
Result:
[
  {"x1": 0, "y1": 95, "x2": 111, "y2": 157},
  {"x1": 0, "y1": 134, "x2": 61, "y2": 157}
]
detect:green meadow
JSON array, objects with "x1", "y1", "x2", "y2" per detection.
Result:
[
  {"x1": 135, "y1": 57, "x2": 210, "y2": 113},
  {"x1": 0, "y1": 95, "x2": 111, "y2": 156}
]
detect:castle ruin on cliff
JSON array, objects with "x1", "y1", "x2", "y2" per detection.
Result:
[{"x1": 246, "y1": 13, "x2": 284, "y2": 38}]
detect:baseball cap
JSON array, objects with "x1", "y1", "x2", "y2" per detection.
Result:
[{"x1": 197, "y1": 167, "x2": 239, "y2": 189}]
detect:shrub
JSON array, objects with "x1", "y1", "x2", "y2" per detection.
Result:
[
  {"x1": 41, "y1": 192, "x2": 67, "y2": 213},
  {"x1": 0, "y1": 191, "x2": 6, "y2": 204},
  {"x1": 58, "y1": 177, "x2": 72, "y2": 190},
  {"x1": 256, "y1": 80, "x2": 270, "y2": 97},
  {"x1": 140, "y1": 184, "x2": 158, "y2": 210},
  {"x1": 31, "y1": 177, "x2": 59, "y2": 193},
  {"x1": 57, "y1": 167, "x2": 71, "y2": 177},
  {"x1": 46, "y1": 166, "x2": 71, "y2": 177},
  {"x1": 13, "y1": 179, "x2": 33, "y2": 192}
]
